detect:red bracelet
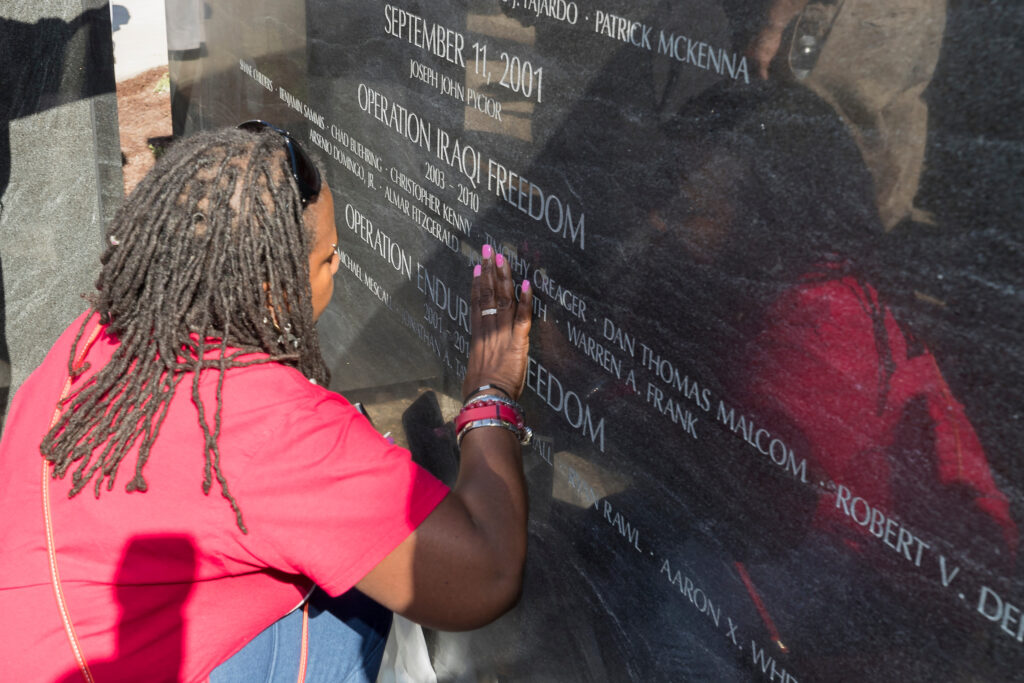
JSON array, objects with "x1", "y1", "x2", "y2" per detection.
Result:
[
  {"x1": 464, "y1": 397, "x2": 524, "y2": 420},
  {"x1": 455, "y1": 404, "x2": 524, "y2": 435}
]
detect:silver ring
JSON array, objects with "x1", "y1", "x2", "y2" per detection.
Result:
[{"x1": 481, "y1": 308, "x2": 498, "y2": 316}]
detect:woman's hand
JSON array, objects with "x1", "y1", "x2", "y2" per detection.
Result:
[
  {"x1": 358, "y1": 245, "x2": 532, "y2": 630},
  {"x1": 462, "y1": 244, "x2": 533, "y2": 401}
]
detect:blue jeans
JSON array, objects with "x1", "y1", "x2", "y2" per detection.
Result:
[{"x1": 210, "y1": 588, "x2": 392, "y2": 683}]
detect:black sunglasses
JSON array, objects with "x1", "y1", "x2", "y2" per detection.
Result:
[{"x1": 238, "y1": 120, "x2": 322, "y2": 206}]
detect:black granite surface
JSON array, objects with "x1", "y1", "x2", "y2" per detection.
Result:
[
  {"x1": 170, "y1": 1, "x2": 1024, "y2": 679},
  {"x1": 0, "y1": 0, "x2": 120, "y2": 428}
]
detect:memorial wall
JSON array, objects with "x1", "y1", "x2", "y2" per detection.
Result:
[{"x1": 169, "y1": 1, "x2": 1024, "y2": 679}]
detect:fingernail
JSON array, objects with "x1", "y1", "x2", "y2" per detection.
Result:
[
  {"x1": 522, "y1": 279, "x2": 530, "y2": 293},
  {"x1": 473, "y1": 264, "x2": 481, "y2": 277},
  {"x1": 495, "y1": 253, "x2": 504, "y2": 268},
  {"x1": 482, "y1": 244, "x2": 492, "y2": 260}
]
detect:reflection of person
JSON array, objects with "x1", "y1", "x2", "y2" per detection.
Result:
[
  {"x1": 0, "y1": 126, "x2": 534, "y2": 680},
  {"x1": 654, "y1": 83, "x2": 1016, "y2": 677},
  {"x1": 680, "y1": 84, "x2": 1015, "y2": 559},
  {"x1": 744, "y1": 269, "x2": 1019, "y2": 559},
  {"x1": 746, "y1": 0, "x2": 947, "y2": 230}
]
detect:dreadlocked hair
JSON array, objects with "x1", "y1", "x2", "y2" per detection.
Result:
[{"x1": 41, "y1": 127, "x2": 330, "y2": 532}]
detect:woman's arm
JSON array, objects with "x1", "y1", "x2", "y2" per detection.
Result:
[{"x1": 356, "y1": 246, "x2": 533, "y2": 630}]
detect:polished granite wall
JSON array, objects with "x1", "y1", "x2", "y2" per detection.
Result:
[
  {"x1": 0, "y1": 0, "x2": 120, "y2": 425},
  {"x1": 170, "y1": 1, "x2": 1024, "y2": 679}
]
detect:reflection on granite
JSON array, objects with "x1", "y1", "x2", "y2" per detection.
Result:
[
  {"x1": 0, "y1": 1, "x2": 120, "y2": 427},
  {"x1": 169, "y1": 0, "x2": 1024, "y2": 678}
]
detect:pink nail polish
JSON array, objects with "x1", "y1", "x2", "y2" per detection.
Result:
[
  {"x1": 473, "y1": 264, "x2": 481, "y2": 277},
  {"x1": 496, "y1": 253, "x2": 504, "y2": 268},
  {"x1": 522, "y1": 279, "x2": 530, "y2": 293},
  {"x1": 482, "y1": 244, "x2": 492, "y2": 259}
]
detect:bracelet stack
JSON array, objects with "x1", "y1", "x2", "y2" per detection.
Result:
[{"x1": 456, "y1": 392, "x2": 532, "y2": 446}]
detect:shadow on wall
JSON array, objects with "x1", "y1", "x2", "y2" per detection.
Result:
[
  {"x1": 111, "y1": 4, "x2": 130, "y2": 32},
  {"x1": 0, "y1": 7, "x2": 116, "y2": 432}
]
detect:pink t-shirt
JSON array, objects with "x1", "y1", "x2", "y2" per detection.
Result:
[{"x1": 0, "y1": 313, "x2": 449, "y2": 682}]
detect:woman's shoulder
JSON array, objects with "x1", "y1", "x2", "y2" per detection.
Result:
[
  {"x1": 179, "y1": 362, "x2": 369, "y2": 474},
  {"x1": 221, "y1": 361, "x2": 358, "y2": 423}
]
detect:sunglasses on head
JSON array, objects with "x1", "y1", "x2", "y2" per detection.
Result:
[{"x1": 237, "y1": 120, "x2": 322, "y2": 206}]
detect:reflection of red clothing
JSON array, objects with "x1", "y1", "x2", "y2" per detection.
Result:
[
  {"x1": 746, "y1": 272, "x2": 1017, "y2": 556},
  {"x1": 0, "y1": 313, "x2": 449, "y2": 681}
]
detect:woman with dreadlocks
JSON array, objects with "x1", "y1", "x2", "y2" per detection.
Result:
[{"x1": 0, "y1": 125, "x2": 533, "y2": 681}]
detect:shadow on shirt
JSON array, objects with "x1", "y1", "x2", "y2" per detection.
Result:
[{"x1": 56, "y1": 535, "x2": 197, "y2": 682}]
